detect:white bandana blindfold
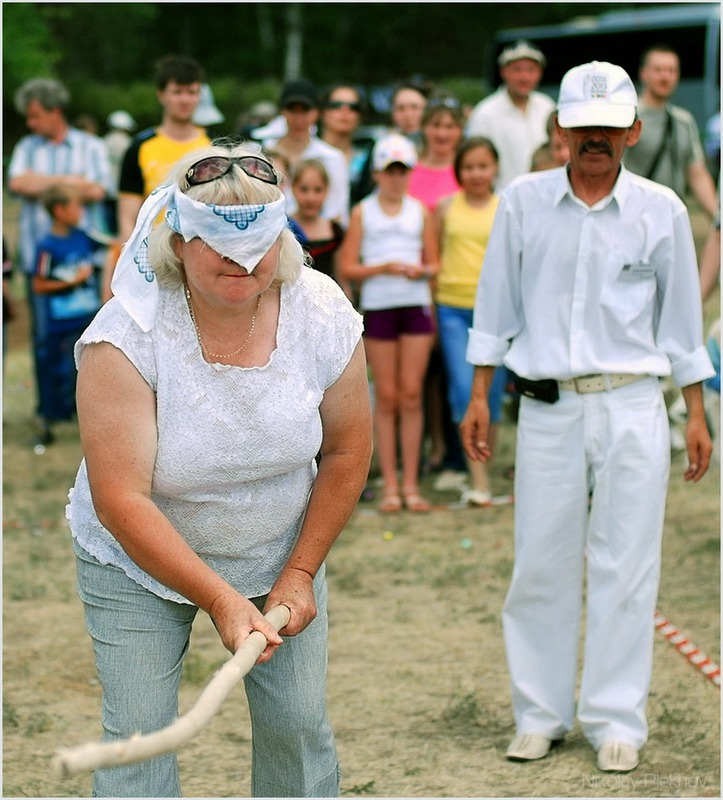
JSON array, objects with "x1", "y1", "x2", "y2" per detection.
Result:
[{"x1": 111, "y1": 184, "x2": 287, "y2": 332}]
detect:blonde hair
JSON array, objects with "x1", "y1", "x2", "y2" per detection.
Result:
[
  {"x1": 41, "y1": 183, "x2": 80, "y2": 216},
  {"x1": 291, "y1": 158, "x2": 330, "y2": 188},
  {"x1": 148, "y1": 140, "x2": 307, "y2": 286}
]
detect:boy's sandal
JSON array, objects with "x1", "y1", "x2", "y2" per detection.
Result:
[
  {"x1": 401, "y1": 487, "x2": 432, "y2": 513},
  {"x1": 378, "y1": 492, "x2": 402, "y2": 513}
]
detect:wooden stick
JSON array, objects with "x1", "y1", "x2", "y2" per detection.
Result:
[{"x1": 53, "y1": 604, "x2": 291, "y2": 777}]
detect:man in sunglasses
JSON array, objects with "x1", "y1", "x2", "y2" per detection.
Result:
[
  {"x1": 461, "y1": 61, "x2": 713, "y2": 774},
  {"x1": 260, "y1": 78, "x2": 350, "y2": 227}
]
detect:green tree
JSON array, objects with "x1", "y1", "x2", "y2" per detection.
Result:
[{"x1": 3, "y1": 4, "x2": 60, "y2": 91}]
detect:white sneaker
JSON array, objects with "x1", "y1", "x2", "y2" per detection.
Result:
[
  {"x1": 461, "y1": 488, "x2": 492, "y2": 507},
  {"x1": 505, "y1": 734, "x2": 553, "y2": 761},
  {"x1": 433, "y1": 470, "x2": 468, "y2": 491},
  {"x1": 596, "y1": 742, "x2": 639, "y2": 772}
]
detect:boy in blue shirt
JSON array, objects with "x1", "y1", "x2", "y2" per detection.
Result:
[{"x1": 32, "y1": 185, "x2": 108, "y2": 446}]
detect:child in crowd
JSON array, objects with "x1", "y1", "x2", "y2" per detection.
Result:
[
  {"x1": 340, "y1": 134, "x2": 439, "y2": 513},
  {"x1": 408, "y1": 97, "x2": 467, "y2": 485},
  {"x1": 31, "y1": 185, "x2": 106, "y2": 445},
  {"x1": 408, "y1": 98, "x2": 464, "y2": 211},
  {"x1": 434, "y1": 137, "x2": 504, "y2": 505},
  {"x1": 530, "y1": 111, "x2": 571, "y2": 172},
  {"x1": 289, "y1": 159, "x2": 351, "y2": 299}
]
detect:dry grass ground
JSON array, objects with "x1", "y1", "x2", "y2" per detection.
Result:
[{"x1": 2, "y1": 200, "x2": 720, "y2": 798}]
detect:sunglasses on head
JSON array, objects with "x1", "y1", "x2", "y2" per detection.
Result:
[
  {"x1": 428, "y1": 96, "x2": 461, "y2": 111},
  {"x1": 325, "y1": 100, "x2": 362, "y2": 112},
  {"x1": 185, "y1": 156, "x2": 278, "y2": 187}
]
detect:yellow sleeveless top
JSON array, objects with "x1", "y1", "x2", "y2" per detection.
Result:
[{"x1": 436, "y1": 192, "x2": 499, "y2": 308}]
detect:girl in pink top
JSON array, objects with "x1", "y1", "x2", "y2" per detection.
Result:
[
  {"x1": 408, "y1": 99, "x2": 464, "y2": 212},
  {"x1": 408, "y1": 98, "x2": 465, "y2": 478}
]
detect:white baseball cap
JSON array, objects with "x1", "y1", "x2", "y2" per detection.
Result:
[
  {"x1": 107, "y1": 110, "x2": 137, "y2": 131},
  {"x1": 193, "y1": 84, "x2": 225, "y2": 127},
  {"x1": 372, "y1": 133, "x2": 418, "y2": 171},
  {"x1": 498, "y1": 40, "x2": 546, "y2": 68},
  {"x1": 557, "y1": 61, "x2": 637, "y2": 129}
]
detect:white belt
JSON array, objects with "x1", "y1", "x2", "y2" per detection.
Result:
[{"x1": 558, "y1": 373, "x2": 649, "y2": 394}]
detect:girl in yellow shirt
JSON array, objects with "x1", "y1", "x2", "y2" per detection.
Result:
[{"x1": 434, "y1": 137, "x2": 504, "y2": 505}]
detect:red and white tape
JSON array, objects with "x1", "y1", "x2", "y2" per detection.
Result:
[{"x1": 654, "y1": 611, "x2": 720, "y2": 687}]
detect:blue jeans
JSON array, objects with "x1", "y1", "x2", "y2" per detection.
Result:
[
  {"x1": 27, "y1": 274, "x2": 93, "y2": 421},
  {"x1": 436, "y1": 304, "x2": 507, "y2": 424},
  {"x1": 73, "y1": 540, "x2": 339, "y2": 797}
]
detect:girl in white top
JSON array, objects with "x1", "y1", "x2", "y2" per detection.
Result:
[{"x1": 340, "y1": 134, "x2": 439, "y2": 513}]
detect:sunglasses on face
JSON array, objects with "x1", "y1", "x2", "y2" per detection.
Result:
[
  {"x1": 569, "y1": 125, "x2": 630, "y2": 137},
  {"x1": 185, "y1": 156, "x2": 278, "y2": 186},
  {"x1": 325, "y1": 100, "x2": 362, "y2": 112}
]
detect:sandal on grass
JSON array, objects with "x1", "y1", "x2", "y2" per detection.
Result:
[
  {"x1": 378, "y1": 492, "x2": 402, "y2": 513},
  {"x1": 401, "y1": 487, "x2": 432, "y2": 513}
]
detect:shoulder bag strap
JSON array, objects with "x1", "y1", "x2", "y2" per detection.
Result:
[{"x1": 645, "y1": 109, "x2": 675, "y2": 181}]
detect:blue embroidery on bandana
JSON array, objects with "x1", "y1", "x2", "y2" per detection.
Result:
[
  {"x1": 165, "y1": 202, "x2": 181, "y2": 234},
  {"x1": 210, "y1": 203, "x2": 266, "y2": 230},
  {"x1": 134, "y1": 237, "x2": 156, "y2": 283}
]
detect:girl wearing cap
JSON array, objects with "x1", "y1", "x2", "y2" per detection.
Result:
[
  {"x1": 66, "y1": 142, "x2": 372, "y2": 796},
  {"x1": 340, "y1": 133, "x2": 439, "y2": 513}
]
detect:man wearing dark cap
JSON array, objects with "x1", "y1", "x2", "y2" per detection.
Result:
[
  {"x1": 262, "y1": 78, "x2": 349, "y2": 226},
  {"x1": 466, "y1": 40, "x2": 555, "y2": 188},
  {"x1": 462, "y1": 61, "x2": 713, "y2": 773}
]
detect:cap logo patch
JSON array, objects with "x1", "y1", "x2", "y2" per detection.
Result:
[{"x1": 586, "y1": 74, "x2": 608, "y2": 100}]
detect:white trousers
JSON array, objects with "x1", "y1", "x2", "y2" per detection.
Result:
[{"x1": 503, "y1": 377, "x2": 670, "y2": 748}]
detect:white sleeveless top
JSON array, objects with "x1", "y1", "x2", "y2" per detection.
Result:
[
  {"x1": 358, "y1": 192, "x2": 432, "y2": 311},
  {"x1": 66, "y1": 267, "x2": 363, "y2": 604}
]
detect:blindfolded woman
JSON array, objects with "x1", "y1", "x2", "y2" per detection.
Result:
[{"x1": 67, "y1": 142, "x2": 372, "y2": 797}]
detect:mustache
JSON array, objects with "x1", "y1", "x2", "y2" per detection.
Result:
[{"x1": 579, "y1": 141, "x2": 613, "y2": 156}]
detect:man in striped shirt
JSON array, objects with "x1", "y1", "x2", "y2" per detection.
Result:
[{"x1": 8, "y1": 77, "x2": 112, "y2": 445}]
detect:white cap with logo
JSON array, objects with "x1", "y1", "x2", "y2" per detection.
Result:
[
  {"x1": 372, "y1": 133, "x2": 418, "y2": 171},
  {"x1": 557, "y1": 61, "x2": 637, "y2": 129}
]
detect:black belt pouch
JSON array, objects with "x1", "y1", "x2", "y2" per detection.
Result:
[{"x1": 513, "y1": 376, "x2": 560, "y2": 404}]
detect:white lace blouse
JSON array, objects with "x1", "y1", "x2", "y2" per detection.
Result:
[{"x1": 66, "y1": 267, "x2": 363, "y2": 604}]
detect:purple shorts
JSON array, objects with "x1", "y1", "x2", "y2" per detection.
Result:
[{"x1": 364, "y1": 306, "x2": 435, "y2": 340}]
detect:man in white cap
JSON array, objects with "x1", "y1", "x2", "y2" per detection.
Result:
[
  {"x1": 465, "y1": 40, "x2": 555, "y2": 189},
  {"x1": 461, "y1": 61, "x2": 713, "y2": 773}
]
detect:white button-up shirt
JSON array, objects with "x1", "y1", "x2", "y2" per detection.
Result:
[
  {"x1": 466, "y1": 165, "x2": 714, "y2": 389},
  {"x1": 465, "y1": 87, "x2": 555, "y2": 189}
]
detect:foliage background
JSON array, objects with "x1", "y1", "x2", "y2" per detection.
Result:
[{"x1": 3, "y1": 2, "x2": 645, "y2": 151}]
